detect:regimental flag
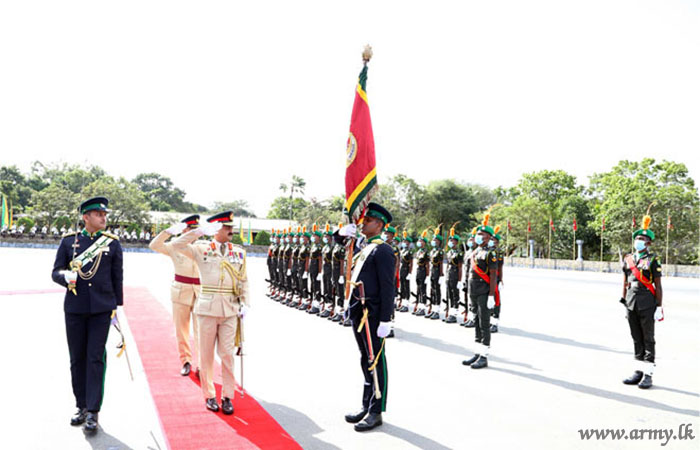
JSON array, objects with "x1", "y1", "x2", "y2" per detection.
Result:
[
  {"x1": 344, "y1": 47, "x2": 378, "y2": 223},
  {"x1": 0, "y1": 194, "x2": 8, "y2": 229},
  {"x1": 573, "y1": 217, "x2": 577, "y2": 232},
  {"x1": 550, "y1": 218, "x2": 556, "y2": 232}
]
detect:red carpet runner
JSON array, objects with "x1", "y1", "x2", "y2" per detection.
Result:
[{"x1": 124, "y1": 287, "x2": 301, "y2": 450}]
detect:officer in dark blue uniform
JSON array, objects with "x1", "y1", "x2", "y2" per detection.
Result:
[
  {"x1": 51, "y1": 197, "x2": 123, "y2": 435},
  {"x1": 343, "y1": 202, "x2": 395, "y2": 432}
]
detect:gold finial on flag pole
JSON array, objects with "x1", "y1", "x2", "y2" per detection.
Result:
[{"x1": 362, "y1": 45, "x2": 373, "y2": 64}]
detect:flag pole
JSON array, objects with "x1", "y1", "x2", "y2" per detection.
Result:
[
  {"x1": 573, "y1": 225, "x2": 576, "y2": 260},
  {"x1": 600, "y1": 217, "x2": 604, "y2": 262},
  {"x1": 665, "y1": 209, "x2": 670, "y2": 265},
  {"x1": 548, "y1": 217, "x2": 552, "y2": 260}
]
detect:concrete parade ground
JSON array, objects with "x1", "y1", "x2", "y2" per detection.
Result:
[{"x1": 0, "y1": 246, "x2": 698, "y2": 450}]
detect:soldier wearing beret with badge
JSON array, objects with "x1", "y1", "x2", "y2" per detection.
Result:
[
  {"x1": 427, "y1": 226, "x2": 444, "y2": 320},
  {"x1": 149, "y1": 214, "x2": 202, "y2": 377},
  {"x1": 445, "y1": 224, "x2": 464, "y2": 324},
  {"x1": 621, "y1": 213, "x2": 664, "y2": 389},
  {"x1": 51, "y1": 196, "x2": 123, "y2": 435},
  {"x1": 172, "y1": 211, "x2": 249, "y2": 415},
  {"x1": 342, "y1": 202, "x2": 395, "y2": 432},
  {"x1": 397, "y1": 231, "x2": 414, "y2": 313}
]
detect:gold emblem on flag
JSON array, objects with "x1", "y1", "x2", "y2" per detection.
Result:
[{"x1": 346, "y1": 132, "x2": 358, "y2": 167}]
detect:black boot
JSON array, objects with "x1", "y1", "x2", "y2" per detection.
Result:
[
  {"x1": 82, "y1": 412, "x2": 98, "y2": 435},
  {"x1": 471, "y1": 356, "x2": 488, "y2": 369},
  {"x1": 622, "y1": 370, "x2": 644, "y2": 385},
  {"x1": 70, "y1": 408, "x2": 88, "y2": 426},
  {"x1": 354, "y1": 412, "x2": 383, "y2": 432},
  {"x1": 462, "y1": 354, "x2": 480, "y2": 366},
  {"x1": 399, "y1": 305, "x2": 409, "y2": 313},
  {"x1": 320, "y1": 309, "x2": 331, "y2": 318},
  {"x1": 344, "y1": 408, "x2": 368, "y2": 424},
  {"x1": 206, "y1": 398, "x2": 220, "y2": 412},
  {"x1": 638, "y1": 374, "x2": 653, "y2": 389},
  {"x1": 222, "y1": 397, "x2": 234, "y2": 415},
  {"x1": 180, "y1": 362, "x2": 191, "y2": 376},
  {"x1": 490, "y1": 324, "x2": 499, "y2": 333},
  {"x1": 445, "y1": 315, "x2": 457, "y2": 324}
]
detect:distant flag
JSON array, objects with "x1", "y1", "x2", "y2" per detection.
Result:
[
  {"x1": 527, "y1": 221, "x2": 531, "y2": 233},
  {"x1": 239, "y1": 218, "x2": 246, "y2": 244},
  {"x1": 550, "y1": 218, "x2": 555, "y2": 232},
  {"x1": 0, "y1": 194, "x2": 8, "y2": 229},
  {"x1": 667, "y1": 215, "x2": 673, "y2": 230},
  {"x1": 632, "y1": 216, "x2": 637, "y2": 229},
  {"x1": 573, "y1": 217, "x2": 577, "y2": 232},
  {"x1": 601, "y1": 217, "x2": 605, "y2": 231},
  {"x1": 507, "y1": 220, "x2": 512, "y2": 231},
  {"x1": 247, "y1": 220, "x2": 253, "y2": 243}
]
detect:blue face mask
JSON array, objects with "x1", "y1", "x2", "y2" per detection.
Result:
[
  {"x1": 634, "y1": 239, "x2": 647, "y2": 252},
  {"x1": 467, "y1": 241, "x2": 474, "y2": 248},
  {"x1": 475, "y1": 235, "x2": 484, "y2": 245},
  {"x1": 448, "y1": 241, "x2": 454, "y2": 248},
  {"x1": 431, "y1": 241, "x2": 438, "y2": 248},
  {"x1": 401, "y1": 242, "x2": 408, "y2": 249},
  {"x1": 323, "y1": 237, "x2": 328, "y2": 244},
  {"x1": 293, "y1": 237, "x2": 298, "y2": 244},
  {"x1": 488, "y1": 240, "x2": 495, "y2": 248},
  {"x1": 417, "y1": 241, "x2": 423, "y2": 248},
  {"x1": 381, "y1": 233, "x2": 388, "y2": 241}
]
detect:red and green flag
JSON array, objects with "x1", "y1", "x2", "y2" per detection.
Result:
[{"x1": 344, "y1": 51, "x2": 377, "y2": 223}]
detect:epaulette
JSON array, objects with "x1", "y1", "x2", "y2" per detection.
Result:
[
  {"x1": 62, "y1": 231, "x2": 77, "y2": 238},
  {"x1": 102, "y1": 231, "x2": 119, "y2": 240}
]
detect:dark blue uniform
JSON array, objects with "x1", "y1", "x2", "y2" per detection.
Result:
[
  {"x1": 51, "y1": 230, "x2": 123, "y2": 412},
  {"x1": 349, "y1": 237, "x2": 395, "y2": 414}
]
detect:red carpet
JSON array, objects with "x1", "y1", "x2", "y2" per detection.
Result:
[{"x1": 123, "y1": 287, "x2": 301, "y2": 450}]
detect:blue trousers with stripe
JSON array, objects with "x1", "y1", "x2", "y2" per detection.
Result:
[
  {"x1": 65, "y1": 312, "x2": 111, "y2": 412},
  {"x1": 352, "y1": 316, "x2": 388, "y2": 414}
]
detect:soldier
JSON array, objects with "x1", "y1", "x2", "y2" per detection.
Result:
[
  {"x1": 490, "y1": 226, "x2": 505, "y2": 333},
  {"x1": 382, "y1": 224, "x2": 399, "y2": 337},
  {"x1": 266, "y1": 229, "x2": 277, "y2": 297},
  {"x1": 426, "y1": 227, "x2": 444, "y2": 320},
  {"x1": 51, "y1": 197, "x2": 123, "y2": 435},
  {"x1": 297, "y1": 227, "x2": 312, "y2": 310},
  {"x1": 412, "y1": 230, "x2": 430, "y2": 316},
  {"x1": 41, "y1": 224, "x2": 48, "y2": 239},
  {"x1": 398, "y1": 231, "x2": 413, "y2": 313},
  {"x1": 462, "y1": 214, "x2": 499, "y2": 369},
  {"x1": 287, "y1": 229, "x2": 301, "y2": 307},
  {"x1": 621, "y1": 214, "x2": 663, "y2": 389},
  {"x1": 281, "y1": 230, "x2": 294, "y2": 305},
  {"x1": 270, "y1": 231, "x2": 282, "y2": 299},
  {"x1": 149, "y1": 215, "x2": 202, "y2": 376},
  {"x1": 342, "y1": 202, "x2": 395, "y2": 432},
  {"x1": 331, "y1": 225, "x2": 347, "y2": 323},
  {"x1": 308, "y1": 225, "x2": 323, "y2": 314},
  {"x1": 172, "y1": 211, "x2": 249, "y2": 414},
  {"x1": 461, "y1": 231, "x2": 477, "y2": 327},
  {"x1": 320, "y1": 224, "x2": 335, "y2": 318},
  {"x1": 445, "y1": 225, "x2": 463, "y2": 324}
]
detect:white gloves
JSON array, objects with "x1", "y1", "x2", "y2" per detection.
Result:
[
  {"x1": 339, "y1": 224, "x2": 357, "y2": 237},
  {"x1": 405, "y1": 273, "x2": 412, "y2": 281},
  {"x1": 439, "y1": 276, "x2": 445, "y2": 287},
  {"x1": 487, "y1": 295, "x2": 495, "y2": 309},
  {"x1": 302, "y1": 272, "x2": 308, "y2": 279},
  {"x1": 316, "y1": 273, "x2": 322, "y2": 281},
  {"x1": 239, "y1": 304, "x2": 249, "y2": 320},
  {"x1": 62, "y1": 270, "x2": 77, "y2": 285},
  {"x1": 654, "y1": 306, "x2": 664, "y2": 322},
  {"x1": 377, "y1": 322, "x2": 392, "y2": 338},
  {"x1": 166, "y1": 222, "x2": 187, "y2": 235},
  {"x1": 286, "y1": 269, "x2": 292, "y2": 276},
  {"x1": 498, "y1": 283, "x2": 504, "y2": 292},
  {"x1": 338, "y1": 276, "x2": 345, "y2": 284},
  {"x1": 196, "y1": 221, "x2": 222, "y2": 236},
  {"x1": 457, "y1": 281, "x2": 464, "y2": 290}
]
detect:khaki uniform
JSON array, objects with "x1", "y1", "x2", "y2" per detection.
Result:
[
  {"x1": 149, "y1": 230, "x2": 201, "y2": 367},
  {"x1": 172, "y1": 231, "x2": 249, "y2": 400}
]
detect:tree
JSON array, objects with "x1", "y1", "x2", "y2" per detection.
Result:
[
  {"x1": 81, "y1": 177, "x2": 150, "y2": 226},
  {"x1": 28, "y1": 183, "x2": 80, "y2": 226},
  {"x1": 133, "y1": 173, "x2": 188, "y2": 212},
  {"x1": 253, "y1": 230, "x2": 270, "y2": 246},
  {"x1": 372, "y1": 174, "x2": 428, "y2": 235},
  {"x1": 0, "y1": 165, "x2": 35, "y2": 211},
  {"x1": 267, "y1": 196, "x2": 309, "y2": 221},
  {"x1": 211, "y1": 200, "x2": 255, "y2": 217},
  {"x1": 278, "y1": 175, "x2": 306, "y2": 220},
  {"x1": 296, "y1": 195, "x2": 344, "y2": 226},
  {"x1": 423, "y1": 180, "x2": 481, "y2": 236}
]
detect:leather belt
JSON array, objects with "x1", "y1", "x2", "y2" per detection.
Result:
[
  {"x1": 175, "y1": 274, "x2": 200, "y2": 285},
  {"x1": 200, "y1": 285, "x2": 235, "y2": 295}
]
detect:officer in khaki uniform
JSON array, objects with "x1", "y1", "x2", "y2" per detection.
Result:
[
  {"x1": 149, "y1": 214, "x2": 202, "y2": 376},
  {"x1": 172, "y1": 211, "x2": 249, "y2": 415}
]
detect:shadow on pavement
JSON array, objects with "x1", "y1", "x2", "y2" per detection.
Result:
[
  {"x1": 84, "y1": 427, "x2": 135, "y2": 450},
  {"x1": 396, "y1": 328, "x2": 540, "y2": 371},
  {"x1": 500, "y1": 326, "x2": 631, "y2": 356},
  {"x1": 652, "y1": 385, "x2": 700, "y2": 398},
  {"x1": 380, "y1": 422, "x2": 452, "y2": 450},
  {"x1": 490, "y1": 366, "x2": 700, "y2": 418},
  {"x1": 257, "y1": 400, "x2": 342, "y2": 450}
]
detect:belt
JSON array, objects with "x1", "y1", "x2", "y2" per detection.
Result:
[
  {"x1": 200, "y1": 284, "x2": 236, "y2": 295},
  {"x1": 175, "y1": 274, "x2": 200, "y2": 285}
]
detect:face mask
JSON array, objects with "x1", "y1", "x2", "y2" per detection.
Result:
[
  {"x1": 467, "y1": 241, "x2": 474, "y2": 248},
  {"x1": 293, "y1": 237, "x2": 298, "y2": 244},
  {"x1": 381, "y1": 233, "x2": 388, "y2": 241},
  {"x1": 488, "y1": 240, "x2": 495, "y2": 248},
  {"x1": 401, "y1": 242, "x2": 407, "y2": 249},
  {"x1": 475, "y1": 235, "x2": 484, "y2": 245},
  {"x1": 323, "y1": 237, "x2": 328, "y2": 244},
  {"x1": 417, "y1": 241, "x2": 423, "y2": 248},
  {"x1": 431, "y1": 241, "x2": 438, "y2": 248},
  {"x1": 634, "y1": 239, "x2": 647, "y2": 252}
]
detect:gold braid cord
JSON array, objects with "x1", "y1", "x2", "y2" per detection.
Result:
[
  {"x1": 71, "y1": 252, "x2": 104, "y2": 281},
  {"x1": 219, "y1": 259, "x2": 247, "y2": 297}
]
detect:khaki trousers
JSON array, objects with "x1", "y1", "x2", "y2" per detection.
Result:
[
  {"x1": 172, "y1": 302, "x2": 199, "y2": 367},
  {"x1": 197, "y1": 314, "x2": 239, "y2": 399}
]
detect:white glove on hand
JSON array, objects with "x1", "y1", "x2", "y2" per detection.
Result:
[
  {"x1": 239, "y1": 304, "x2": 249, "y2": 320},
  {"x1": 338, "y1": 275, "x2": 345, "y2": 284},
  {"x1": 498, "y1": 283, "x2": 504, "y2": 292},
  {"x1": 405, "y1": 273, "x2": 412, "y2": 281},
  {"x1": 339, "y1": 224, "x2": 357, "y2": 237},
  {"x1": 487, "y1": 295, "x2": 495, "y2": 309},
  {"x1": 302, "y1": 272, "x2": 308, "y2": 279},
  {"x1": 316, "y1": 273, "x2": 322, "y2": 281},
  {"x1": 62, "y1": 270, "x2": 77, "y2": 285},
  {"x1": 166, "y1": 222, "x2": 187, "y2": 235},
  {"x1": 286, "y1": 269, "x2": 292, "y2": 276},
  {"x1": 457, "y1": 281, "x2": 464, "y2": 290},
  {"x1": 654, "y1": 306, "x2": 664, "y2": 322},
  {"x1": 377, "y1": 322, "x2": 392, "y2": 338},
  {"x1": 197, "y1": 221, "x2": 222, "y2": 236}
]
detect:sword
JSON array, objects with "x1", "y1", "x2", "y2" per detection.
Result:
[
  {"x1": 236, "y1": 315, "x2": 245, "y2": 398},
  {"x1": 111, "y1": 311, "x2": 134, "y2": 381},
  {"x1": 352, "y1": 281, "x2": 382, "y2": 400}
]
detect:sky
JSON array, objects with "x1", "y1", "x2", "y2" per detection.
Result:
[{"x1": 1, "y1": 0, "x2": 698, "y2": 216}]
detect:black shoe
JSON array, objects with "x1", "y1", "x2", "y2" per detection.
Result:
[
  {"x1": 445, "y1": 315, "x2": 457, "y2": 324},
  {"x1": 490, "y1": 324, "x2": 499, "y2": 333},
  {"x1": 206, "y1": 398, "x2": 220, "y2": 412},
  {"x1": 415, "y1": 309, "x2": 426, "y2": 317},
  {"x1": 399, "y1": 306, "x2": 409, "y2": 313},
  {"x1": 471, "y1": 356, "x2": 488, "y2": 369},
  {"x1": 180, "y1": 362, "x2": 191, "y2": 376},
  {"x1": 430, "y1": 311, "x2": 440, "y2": 320},
  {"x1": 387, "y1": 329, "x2": 395, "y2": 338},
  {"x1": 70, "y1": 408, "x2": 88, "y2": 426},
  {"x1": 464, "y1": 319, "x2": 476, "y2": 328},
  {"x1": 344, "y1": 408, "x2": 368, "y2": 424},
  {"x1": 354, "y1": 413, "x2": 383, "y2": 432},
  {"x1": 331, "y1": 313, "x2": 342, "y2": 322},
  {"x1": 342, "y1": 318, "x2": 352, "y2": 327},
  {"x1": 623, "y1": 370, "x2": 644, "y2": 385},
  {"x1": 462, "y1": 354, "x2": 480, "y2": 366},
  {"x1": 82, "y1": 412, "x2": 98, "y2": 435},
  {"x1": 222, "y1": 397, "x2": 234, "y2": 415},
  {"x1": 320, "y1": 309, "x2": 331, "y2": 318},
  {"x1": 308, "y1": 307, "x2": 320, "y2": 314},
  {"x1": 638, "y1": 374, "x2": 653, "y2": 389}
]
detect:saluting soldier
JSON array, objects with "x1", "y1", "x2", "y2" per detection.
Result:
[
  {"x1": 331, "y1": 225, "x2": 347, "y2": 323},
  {"x1": 412, "y1": 230, "x2": 430, "y2": 316},
  {"x1": 462, "y1": 214, "x2": 499, "y2": 369},
  {"x1": 427, "y1": 227, "x2": 444, "y2": 320},
  {"x1": 308, "y1": 225, "x2": 323, "y2": 315},
  {"x1": 51, "y1": 197, "x2": 123, "y2": 435},
  {"x1": 621, "y1": 214, "x2": 664, "y2": 389},
  {"x1": 342, "y1": 203, "x2": 395, "y2": 432},
  {"x1": 445, "y1": 224, "x2": 463, "y2": 324},
  {"x1": 149, "y1": 215, "x2": 202, "y2": 376},
  {"x1": 398, "y1": 231, "x2": 413, "y2": 313},
  {"x1": 172, "y1": 211, "x2": 249, "y2": 414},
  {"x1": 320, "y1": 224, "x2": 335, "y2": 318},
  {"x1": 490, "y1": 226, "x2": 505, "y2": 333}
]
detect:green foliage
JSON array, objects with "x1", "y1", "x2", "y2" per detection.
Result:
[
  {"x1": 28, "y1": 183, "x2": 80, "y2": 226},
  {"x1": 17, "y1": 216, "x2": 35, "y2": 229},
  {"x1": 267, "y1": 196, "x2": 310, "y2": 220},
  {"x1": 211, "y1": 200, "x2": 255, "y2": 217},
  {"x1": 132, "y1": 173, "x2": 191, "y2": 212},
  {"x1": 253, "y1": 230, "x2": 270, "y2": 245},
  {"x1": 81, "y1": 177, "x2": 150, "y2": 226},
  {"x1": 231, "y1": 234, "x2": 243, "y2": 244}
]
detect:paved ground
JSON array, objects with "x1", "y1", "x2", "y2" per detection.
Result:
[{"x1": 1, "y1": 247, "x2": 698, "y2": 449}]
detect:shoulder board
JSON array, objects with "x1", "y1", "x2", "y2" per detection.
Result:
[
  {"x1": 62, "y1": 231, "x2": 77, "y2": 238},
  {"x1": 102, "y1": 231, "x2": 119, "y2": 240}
]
